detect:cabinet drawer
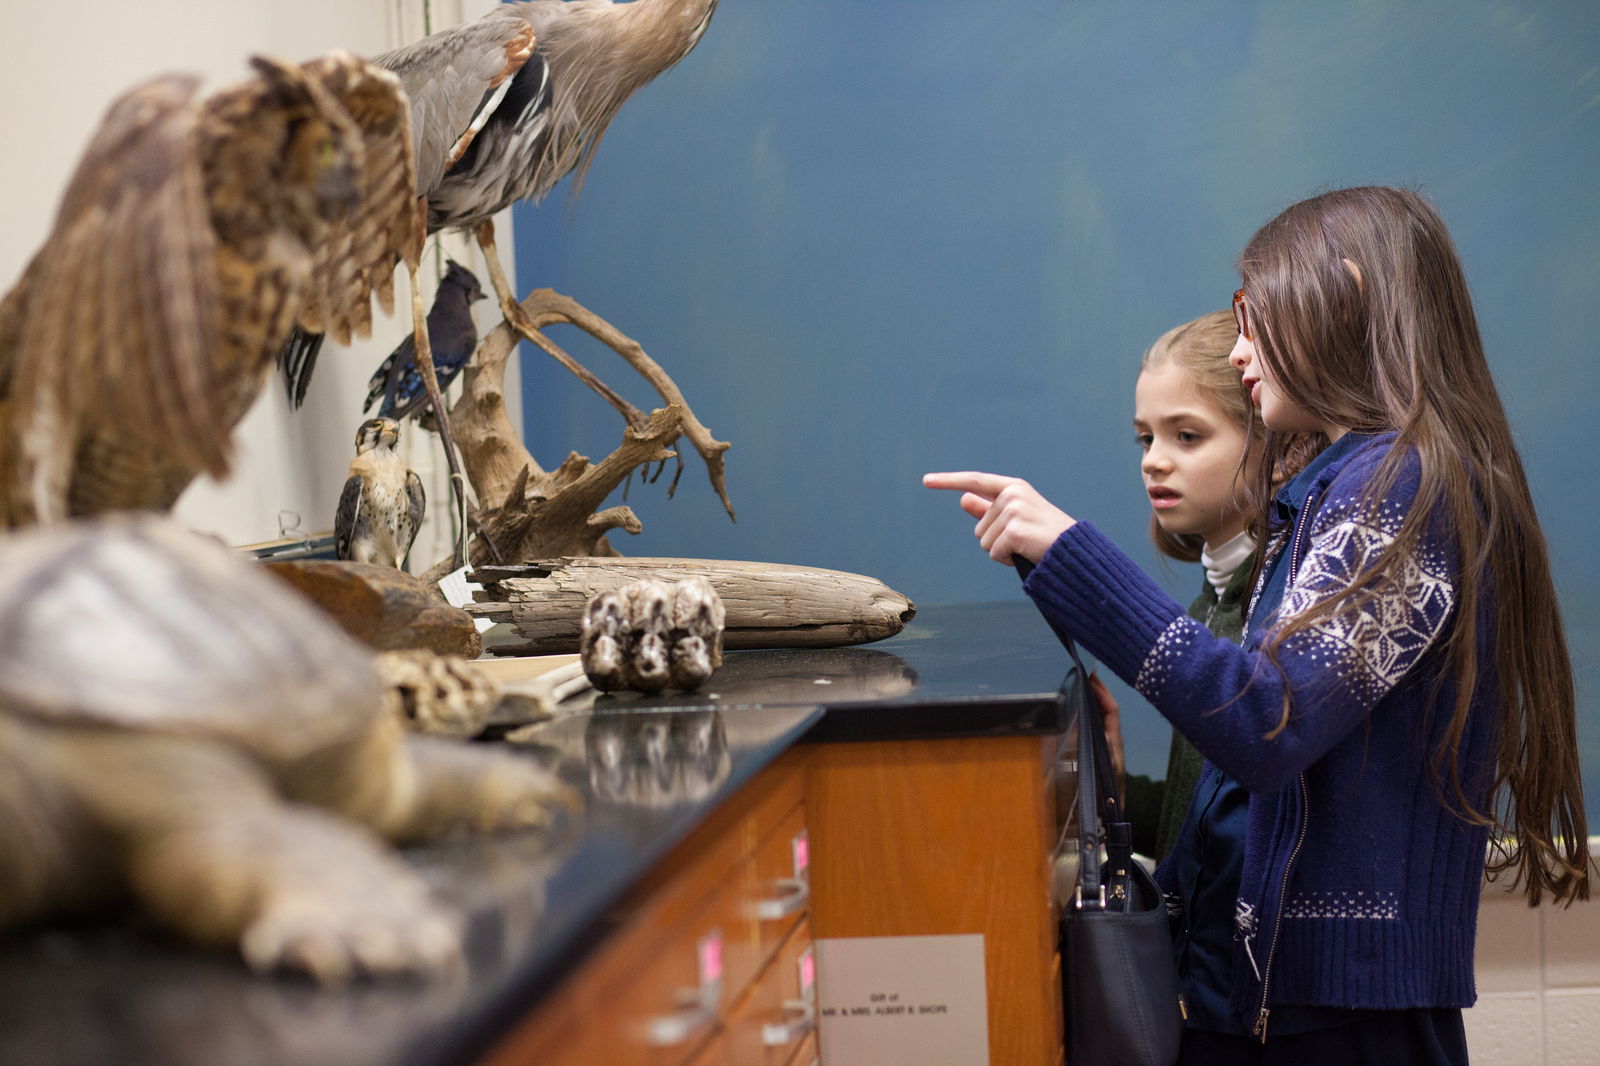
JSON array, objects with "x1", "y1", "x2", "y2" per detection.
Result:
[
  {"x1": 598, "y1": 888, "x2": 742, "y2": 1064},
  {"x1": 724, "y1": 920, "x2": 816, "y2": 1066},
  {"x1": 747, "y1": 803, "x2": 810, "y2": 967},
  {"x1": 783, "y1": 1030, "x2": 819, "y2": 1066},
  {"x1": 479, "y1": 753, "x2": 810, "y2": 1066}
]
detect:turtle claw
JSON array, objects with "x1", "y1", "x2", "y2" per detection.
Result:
[
  {"x1": 240, "y1": 883, "x2": 463, "y2": 985},
  {"x1": 470, "y1": 757, "x2": 577, "y2": 832}
]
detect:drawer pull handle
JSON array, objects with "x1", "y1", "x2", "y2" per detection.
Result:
[
  {"x1": 753, "y1": 877, "x2": 809, "y2": 921},
  {"x1": 645, "y1": 994, "x2": 717, "y2": 1047},
  {"x1": 761, "y1": 1000, "x2": 817, "y2": 1046}
]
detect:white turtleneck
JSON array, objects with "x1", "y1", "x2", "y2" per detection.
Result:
[{"x1": 1201, "y1": 529, "x2": 1254, "y2": 595}]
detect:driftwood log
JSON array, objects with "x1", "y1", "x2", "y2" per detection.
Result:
[
  {"x1": 418, "y1": 288, "x2": 733, "y2": 585},
  {"x1": 470, "y1": 557, "x2": 916, "y2": 655}
]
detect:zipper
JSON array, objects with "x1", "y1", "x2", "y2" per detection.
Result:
[
  {"x1": 1250, "y1": 485, "x2": 1321, "y2": 1043},
  {"x1": 1286, "y1": 487, "x2": 1320, "y2": 588},
  {"x1": 1252, "y1": 772, "x2": 1309, "y2": 1042}
]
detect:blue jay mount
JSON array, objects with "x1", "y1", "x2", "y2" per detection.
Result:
[{"x1": 364, "y1": 260, "x2": 486, "y2": 427}]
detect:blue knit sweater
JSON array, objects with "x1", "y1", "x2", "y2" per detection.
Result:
[{"x1": 1024, "y1": 432, "x2": 1495, "y2": 1034}]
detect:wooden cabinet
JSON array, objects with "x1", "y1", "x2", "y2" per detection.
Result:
[
  {"x1": 805, "y1": 734, "x2": 1063, "y2": 1066},
  {"x1": 480, "y1": 725, "x2": 1065, "y2": 1066},
  {"x1": 483, "y1": 749, "x2": 816, "y2": 1066}
]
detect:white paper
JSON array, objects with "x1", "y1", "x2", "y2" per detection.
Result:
[
  {"x1": 816, "y1": 934, "x2": 989, "y2": 1066},
  {"x1": 437, "y1": 565, "x2": 495, "y2": 633}
]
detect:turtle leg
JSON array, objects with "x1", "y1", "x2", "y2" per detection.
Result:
[
  {"x1": 57, "y1": 730, "x2": 460, "y2": 984},
  {"x1": 386, "y1": 734, "x2": 578, "y2": 843},
  {"x1": 0, "y1": 716, "x2": 118, "y2": 929},
  {"x1": 287, "y1": 715, "x2": 577, "y2": 845}
]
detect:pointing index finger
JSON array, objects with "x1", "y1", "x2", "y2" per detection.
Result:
[{"x1": 922, "y1": 471, "x2": 1015, "y2": 498}]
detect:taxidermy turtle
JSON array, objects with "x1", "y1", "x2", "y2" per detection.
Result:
[{"x1": 0, "y1": 516, "x2": 572, "y2": 983}]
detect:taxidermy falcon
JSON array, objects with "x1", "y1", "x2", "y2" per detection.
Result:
[
  {"x1": 364, "y1": 259, "x2": 484, "y2": 423},
  {"x1": 0, "y1": 53, "x2": 419, "y2": 528},
  {"x1": 279, "y1": 0, "x2": 721, "y2": 405},
  {"x1": 335, "y1": 417, "x2": 425, "y2": 568}
]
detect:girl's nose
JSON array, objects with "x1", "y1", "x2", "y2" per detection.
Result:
[
  {"x1": 1228, "y1": 332, "x2": 1252, "y2": 371},
  {"x1": 1143, "y1": 445, "x2": 1172, "y2": 475}
]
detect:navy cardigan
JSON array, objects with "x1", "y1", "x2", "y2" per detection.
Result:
[{"x1": 1024, "y1": 433, "x2": 1496, "y2": 1034}]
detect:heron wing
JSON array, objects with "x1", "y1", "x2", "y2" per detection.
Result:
[
  {"x1": 2, "y1": 74, "x2": 230, "y2": 502},
  {"x1": 373, "y1": 16, "x2": 537, "y2": 199},
  {"x1": 295, "y1": 53, "x2": 423, "y2": 344}
]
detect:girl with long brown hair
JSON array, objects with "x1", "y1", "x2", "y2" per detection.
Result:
[{"x1": 926, "y1": 185, "x2": 1587, "y2": 1065}]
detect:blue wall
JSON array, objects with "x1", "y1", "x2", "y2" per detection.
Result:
[{"x1": 513, "y1": 1, "x2": 1600, "y2": 818}]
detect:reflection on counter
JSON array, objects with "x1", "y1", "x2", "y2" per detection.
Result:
[
  {"x1": 583, "y1": 712, "x2": 731, "y2": 807},
  {"x1": 555, "y1": 646, "x2": 920, "y2": 714}
]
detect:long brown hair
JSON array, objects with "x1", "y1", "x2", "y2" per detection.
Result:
[
  {"x1": 1238, "y1": 186, "x2": 1588, "y2": 905},
  {"x1": 1142, "y1": 310, "x2": 1256, "y2": 563}
]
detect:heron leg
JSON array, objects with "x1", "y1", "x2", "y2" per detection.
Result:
[
  {"x1": 473, "y1": 220, "x2": 646, "y2": 427},
  {"x1": 408, "y1": 260, "x2": 469, "y2": 569}
]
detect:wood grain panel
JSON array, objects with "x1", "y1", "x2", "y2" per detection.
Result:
[{"x1": 806, "y1": 735, "x2": 1061, "y2": 1066}]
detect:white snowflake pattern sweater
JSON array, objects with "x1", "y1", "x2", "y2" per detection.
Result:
[{"x1": 1024, "y1": 432, "x2": 1496, "y2": 1023}]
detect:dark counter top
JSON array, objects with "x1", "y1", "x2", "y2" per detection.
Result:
[
  {"x1": 566, "y1": 600, "x2": 1073, "y2": 742},
  {"x1": 0, "y1": 602, "x2": 1071, "y2": 1066}
]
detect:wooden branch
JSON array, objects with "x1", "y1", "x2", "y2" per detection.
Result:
[
  {"x1": 468, "y1": 557, "x2": 917, "y2": 655},
  {"x1": 425, "y1": 287, "x2": 734, "y2": 579}
]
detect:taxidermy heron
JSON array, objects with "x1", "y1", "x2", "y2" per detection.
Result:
[
  {"x1": 364, "y1": 260, "x2": 485, "y2": 423},
  {"x1": 279, "y1": 0, "x2": 721, "y2": 408},
  {"x1": 0, "y1": 54, "x2": 419, "y2": 528},
  {"x1": 335, "y1": 416, "x2": 426, "y2": 568}
]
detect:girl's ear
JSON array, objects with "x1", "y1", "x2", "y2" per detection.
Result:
[{"x1": 1341, "y1": 257, "x2": 1365, "y2": 292}]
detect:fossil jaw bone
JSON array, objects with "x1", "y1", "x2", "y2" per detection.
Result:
[{"x1": 579, "y1": 576, "x2": 725, "y2": 694}]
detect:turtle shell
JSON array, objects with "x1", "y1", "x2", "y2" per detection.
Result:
[{"x1": 0, "y1": 516, "x2": 382, "y2": 765}]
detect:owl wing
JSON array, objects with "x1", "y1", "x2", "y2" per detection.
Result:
[
  {"x1": 1, "y1": 74, "x2": 229, "y2": 519},
  {"x1": 403, "y1": 469, "x2": 426, "y2": 557},
  {"x1": 372, "y1": 16, "x2": 537, "y2": 199},
  {"x1": 295, "y1": 52, "x2": 423, "y2": 345},
  {"x1": 334, "y1": 473, "x2": 365, "y2": 560}
]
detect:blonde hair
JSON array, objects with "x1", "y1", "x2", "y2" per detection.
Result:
[{"x1": 1140, "y1": 310, "x2": 1258, "y2": 563}]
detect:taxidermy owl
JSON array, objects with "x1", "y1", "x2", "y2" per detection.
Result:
[
  {"x1": 336, "y1": 417, "x2": 426, "y2": 569},
  {"x1": 0, "y1": 52, "x2": 419, "y2": 528}
]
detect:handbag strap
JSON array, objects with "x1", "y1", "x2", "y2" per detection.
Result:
[{"x1": 1014, "y1": 556, "x2": 1132, "y2": 912}]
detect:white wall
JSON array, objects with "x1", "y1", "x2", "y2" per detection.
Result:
[{"x1": 0, "y1": 0, "x2": 518, "y2": 570}]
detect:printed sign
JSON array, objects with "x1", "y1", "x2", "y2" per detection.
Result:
[{"x1": 815, "y1": 934, "x2": 988, "y2": 1066}]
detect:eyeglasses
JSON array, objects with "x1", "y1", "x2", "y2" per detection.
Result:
[{"x1": 1232, "y1": 288, "x2": 1252, "y2": 341}]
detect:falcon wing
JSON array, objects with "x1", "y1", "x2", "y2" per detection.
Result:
[
  {"x1": 334, "y1": 474, "x2": 365, "y2": 561},
  {"x1": 403, "y1": 470, "x2": 426, "y2": 558},
  {"x1": 294, "y1": 52, "x2": 423, "y2": 344},
  {"x1": 372, "y1": 16, "x2": 537, "y2": 199},
  {"x1": 1, "y1": 74, "x2": 229, "y2": 518}
]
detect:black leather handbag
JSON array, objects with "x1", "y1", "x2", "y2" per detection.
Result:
[{"x1": 1017, "y1": 558, "x2": 1183, "y2": 1066}]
